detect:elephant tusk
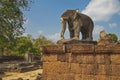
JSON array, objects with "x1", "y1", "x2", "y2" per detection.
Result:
[
  {"x1": 60, "y1": 17, "x2": 63, "y2": 22},
  {"x1": 76, "y1": 9, "x2": 79, "y2": 12}
]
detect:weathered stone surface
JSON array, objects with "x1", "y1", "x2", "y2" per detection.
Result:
[
  {"x1": 82, "y1": 54, "x2": 95, "y2": 64},
  {"x1": 57, "y1": 39, "x2": 97, "y2": 45},
  {"x1": 111, "y1": 54, "x2": 120, "y2": 64},
  {"x1": 95, "y1": 75, "x2": 109, "y2": 80},
  {"x1": 95, "y1": 54, "x2": 105, "y2": 64},
  {"x1": 42, "y1": 43, "x2": 120, "y2": 54},
  {"x1": 42, "y1": 73, "x2": 75, "y2": 80},
  {"x1": 82, "y1": 64, "x2": 95, "y2": 75},
  {"x1": 98, "y1": 39, "x2": 112, "y2": 46},
  {"x1": 110, "y1": 65, "x2": 120, "y2": 76},
  {"x1": 57, "y1": 53, "x2": 66, "y2": 62},
  {"x1": 110, "y1": 76, "x2": 120, "y2": 80},
  {"x1": 95, "y1": 45, "x2": 112, "y2": 53},
  {"x1": 71, "y1": 54, "x2": 83, "y2": 63},
  {"x1": 43, "y1": 54, "x2": 57, "y2": 62},
  {"x1": 42, "y1": 45, "x2": 64, "y2": 54},
  {"x1": 42, "y1": 73, "x2": 61, "y2": 80},
  {"x1": 97, "y1": 65, "x2": 106, "y2": 75},
  {"x1": 112, "y1": 45, "x2": 120, "y2": 53},
  {"x1": 43, "y1": 62, "x2": 69, "y2": 74},
  {"x1": 70, "y1": 44, "x2": 94, "y2": 53},
  {"x1": 63, "y1": 74, "x2": 75, "y2": 80},
  {"x1": 82, "y1": 75, "x2": 95, "y2": 80},
  {"x1": 42, "y1": 43, "x2": 120, "y2": 80},
  {"x1": 74, "y1": 74, "x2": 82, "y2": 80},
  {"x1": 71, "y1": 53, "x2": 95, "y2": 64},
  {"x1": 65, "y1": 53, "x2": 72, "y2": 62},
  {"x1": 57, "y1": 53, "x2": 72, "y2": 62},
  {"x1": 70, "y1": 63, "x2": 82, "y2": 74}
]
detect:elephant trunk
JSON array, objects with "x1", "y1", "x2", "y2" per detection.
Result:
[{"x1": 60, "y1": 17, "x2": 67, "y2": 39}]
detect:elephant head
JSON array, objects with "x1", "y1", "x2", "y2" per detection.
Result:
[{"x1": 60, "y1": 9, "x2": 79, "y2": 39}]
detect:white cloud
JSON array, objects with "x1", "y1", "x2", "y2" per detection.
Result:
[
  {"x1": 37, "y1": 30, "x2": 43, "y2": 35},
  {"x1": 82, "y1": 0, "x2": 120, "y2": 21},
  {"x1": 93, "y1": 25, "x2": 104, "y2": 35},
  {"x1": 47, "y1": 33, "x2": 60, "y2": 42},
  {"x1": 109, "y1": 23, "x2": 117, "y2": 28}
]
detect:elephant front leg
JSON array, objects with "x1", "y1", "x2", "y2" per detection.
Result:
[
  {"x1": 68, "y1": 20, "x2": 75, "y2": 39},
  {"x1": 73, "y1": 21, "x2": 80, "y2": 40},
  {"x1": 61, "y1": 32, "x2": 65, "y2": 40},
  {"x1": 69, "y1": 28, "x2": 74, "y2": 39}
]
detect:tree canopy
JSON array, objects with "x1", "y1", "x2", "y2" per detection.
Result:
[
  {"x1": 14, "y1": 35, "x2": 54, "y2": 56},
  {"x1": 0, "y1": 0, "x2": 31, "y2": 41},
  {"x1": 0, "y1": 0, "x2": 32, "y2": 56},
  {"x1": 107, "y1": 33, "x2": 118, "y2": 43}
]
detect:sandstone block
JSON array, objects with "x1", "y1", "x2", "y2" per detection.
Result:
[
  {"x1": 95, "y1": 75, "x2": 109, "y2": 80},
  {"x1": 42, "y1": 45, "x2": 63, "y2": 54},
  {"x1": 57, "y1": 53, "x2": 73, "y2": 62},
  {"x1": 110, "y1": 76, "x2": 120, "y2": 80},
  {"x1": 74, "y1": 74, "x2": 82, "y2": 80},
  {"x1": 95, "y1": 54, "x2": 105, "y2": 64},
  {"x1": 82, "y1": 64, "x2": 95, "y2": 75},
  {"x1": 82, "y1": 54, "x2": 95, "y2": 64},
  {"x1": 112, "y1": 45, "x2": 120, "y2": 53},
  {"x1": 111, "y1": 54, "x2": 120, "y2": 64},
  {"x1": 95, "y1": 45, "x2": 111, "y2": 53},
  {"x1": 97, "y1": 65, "x2": 106, "y2": 75},
  {"x1": 57, "y1": 53, "x2": 66, "y2": 62},
  {"x1": 82, "y1": 75, "x2": 95, "y2": 80},
  {"x1": 43, "y1": 54, "x2": 57, "y2": 62},
  {"x1": 43, "y1": 62, "x2": 69, "y2": 74},
  {"x1": 42, "y1": 44, "x2": 120, "y2": 80},
  {"x1": 63, "y1": 74, "x2": 75, "y2": 80},
  {"x1": 65, "y1": 53, "x2": 72, "y2": 62},
  {"x1": 70, "y1": 63, "x2": 82, "y2": 74},
  {"x1": 71, "y1": 54, "x2": 83, "y2": 63},
  {"x1": 110, "y1": 65, "x2": 120, "y2": 76},
  {"x1": 71, "y1": 44, "x2": 94, "y2": 53},
  {"x1": 42, "y1": 73, "x2": 61, "y2": 80}
]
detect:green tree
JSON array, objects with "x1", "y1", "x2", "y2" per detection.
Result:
[
  {"x1": 107, "y1": 33, "x2": 118, "y2": 43},
  {"x1": 33, "y1": 35, "x2": 54, "y2": 55},
  {"x1": 12, "y1": 34, "x2": 54, "y2": 56},
  {"x1": 0, "y1": 0, "x2": 32, "y2": 56},
  {"x1": 13, "y1": 36, "x2": 33, "y2": 56},
  {"x1": 34, "y1": 35, "x2": 54, "y2": 48}
]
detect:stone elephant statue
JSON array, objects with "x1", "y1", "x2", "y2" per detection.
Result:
[{"x1": 60, "y1": 9, "x2": 94, "y2": 41}]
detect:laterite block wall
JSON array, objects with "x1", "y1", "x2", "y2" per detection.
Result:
[{"x1": 41, "y1": 44, "x2": 120, "y2": 80}]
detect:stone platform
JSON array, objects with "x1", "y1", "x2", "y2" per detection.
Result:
[
  {"x1": 41, "y1": 43, "x2": 120, "y2": 80},
  {"x1": 57, "y1": 39, "x2": 97, "y2": 45}
]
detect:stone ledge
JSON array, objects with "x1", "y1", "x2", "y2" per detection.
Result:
[
  {"x1": 42, "y1": 44, "x2": 120, "y2": 54},
  {"x1": 57, "y1": 39, "x2": 97, "y2": 45},
  {"x1": 69, "y1": 44, "x2": 94, "y2": 53},
  {"x1": 95, "y1": 45, "x2": 112, "y2": 53},
  {"x1": 42, "y1": 45, "x2": 64, "y2": 54}
]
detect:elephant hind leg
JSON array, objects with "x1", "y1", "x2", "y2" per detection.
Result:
[
  {"x1": 81, "y1": 31, "x2": 86, "y2": 41},
  {"x1": 82, "y1": 31, "x2": 93, "y2": 41},
  {"x1": 87, "y1": 32, "x2": 93, "y2": 41},
  {"x1": 88, "y1": 27, "x2": 93, "y2": 41}
]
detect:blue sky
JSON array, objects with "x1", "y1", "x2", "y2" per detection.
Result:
[{"x1": 23, "y1": 0, "x2": 120, "y2": 42}]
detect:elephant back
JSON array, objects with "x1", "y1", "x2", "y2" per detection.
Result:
[{"x1": 78, "y1": 13, "x2": 94, "y2": 28}]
